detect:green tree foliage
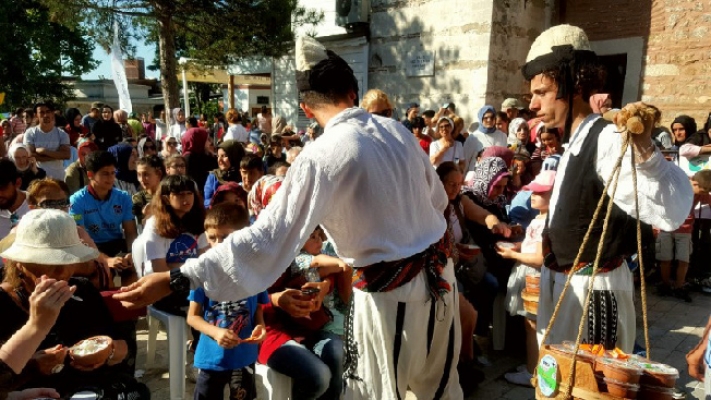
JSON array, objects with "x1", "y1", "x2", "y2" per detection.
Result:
[
  {"x1": 0, "y1": 0, "x2": 96, "y2": 110},
  {"x1": 38, "y1": 0, "x2": 321, "y2": 114}
]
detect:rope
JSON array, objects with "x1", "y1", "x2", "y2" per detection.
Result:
[{"x1": 533, "y1": 129, "x2": 651, "y2": 398}]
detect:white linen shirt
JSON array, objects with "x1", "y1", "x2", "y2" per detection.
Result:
[
  {"x1": 223, "y1": 124, "x2": 249, "y2": 143},
  {"x1": 181, "y1": 107, "x2": 449, "y2": 302},
  {"x1": 549, "y1": 114, "x2": 692, "y2": 233}
]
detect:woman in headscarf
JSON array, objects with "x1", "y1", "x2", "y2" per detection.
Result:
[
  {"x1": 430, "y1": 117, "x2": 465, "y2": 169},
  {"x1": 64, "y1": 108, "x2": 89, "y2": 146},
  {"x1": 168, "y1": 108, "x2": 186, "y2": 145},
  {"x1": 137, "y1": 137, "x2": 157, "y2": 158},
  {"x1": 671, "y1": 115, "x2": 697, "y2": 148},
  {"x1": 469, "y1": 105, "x2": 508, "y2": 152},
  {"x1": 114, "y1": 109, "x2": 134, "y2": 139},
  {"x1": 8, "y1": 143, "x2": 46, "y2": 190},
  {"x1": 462, "y1": 156, "x2": 520, "y2": 339},
  {"x1": 507, "y1": 118, "x2": 536, "y2": 154},
  {"x1": 108, "y1": 143, "x2": 140, "y2": 195},
  {"x1": 203, "y1": 140, "x2": 246, "y2": 207},
  {"x1": 589, "y1": 93, "x2": 612, "y2": 114},
  {"x1": 92, "y1": 105, "x2": 123, "y2": 150},
  {"x1": 159, "y1": 136, "x2": 179, "y2": 159},
  {"x1": 182, "y1": 127, "x2": 217, "y2": 196}
]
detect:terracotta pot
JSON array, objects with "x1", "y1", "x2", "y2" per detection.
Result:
[
  {"x1": 70, "y1": 336, "x2": 113, "y2": 367},
  {"x1": 599, "y1": 358, "x2": 643, "y2": 384},
  {"x1": 604, "y1": 377, "x2": 639, "y2": 399},
  {"x1": 631, "y1": 357, "x2": 679, "y2": 388},
  {"x1": 639, "y1": 384, "x2": 674, "y2": 400}
]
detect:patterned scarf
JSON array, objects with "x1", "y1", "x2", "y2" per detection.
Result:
[{"x1": 465, "y1": 156, "x2": 510, "y2": 208}]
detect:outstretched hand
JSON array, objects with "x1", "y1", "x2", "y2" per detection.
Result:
[{"x1": 112, "y1": 271, "x2": 171, "y2": 309}]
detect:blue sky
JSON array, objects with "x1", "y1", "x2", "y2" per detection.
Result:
[{"x1": 83, "y1": 42, "x2": 158, "y2": 80}]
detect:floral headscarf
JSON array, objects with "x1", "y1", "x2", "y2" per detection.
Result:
[{"x1": 465, "y1": 157, "x2": 510, "y2": 208}]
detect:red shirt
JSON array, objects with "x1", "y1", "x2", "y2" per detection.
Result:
[{"x1": 418, "y1": 135, "x2": 432, "y2": 154}]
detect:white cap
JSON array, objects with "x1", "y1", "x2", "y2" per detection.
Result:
[{"x1": 526, "y1": 24, "x2": 591, "y2": 63}]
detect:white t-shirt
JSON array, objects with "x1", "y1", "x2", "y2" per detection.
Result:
[
  {"x1": 23, "y1": 126, "x2": 70, "y2": 180},
  {"x1": 141, "y1": 217, "x2": 208, "y2": 276},
  {"x1": 224, "y1": 124, "x2": 249, "y2": 143},
  {"x1": 429, "y1": 140, "x2": 463, "y2": 167},
  {"x1": 469, "y1": 130, "x2": 508, "y2": 150}
]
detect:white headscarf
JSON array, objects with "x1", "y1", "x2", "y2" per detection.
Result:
[
  {"x1": 507, "y1": 118, "x2": 527, "y2": 145},
  {"x1": 8, "y1": 143, "x2": 30, "y2": 171}
]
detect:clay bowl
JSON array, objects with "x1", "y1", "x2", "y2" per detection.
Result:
[
  {"x1": 630, "y1": 357, "x2": 679, "y2": 388},
  {"x1": 599, "y1": 358, "x2": 643, "y2": 385},
  {"x1": 604, "y1": 377, "x2": 639, "y2": 398},
  {"x1": 639, "y1": 384, "x2": 674, "y2": 400},
  {"x1": 70, "y1": 336, "x2": 113, "y2": 367},
  {"x1": 525, "y1": 274, "x2": 540, "y2": 293}
]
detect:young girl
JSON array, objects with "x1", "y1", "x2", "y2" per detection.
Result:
[
  {"x1": 133, "y1": 155, "x2": 166, "y2": 224},
  {"x1": 141, "y1": 175, "x2": 208, "y2": 316},
  {"x1": 497, "y1": 170, "x2": 555, "y2": 387},
  {"x1": 292, "y1": 226, "x2": 352, "y2": 336},
  {"x1": 531, "y1": 128, "x2": 563, "y2": 176}
]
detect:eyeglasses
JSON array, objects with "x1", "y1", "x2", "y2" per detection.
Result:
[
  {"x1": 37, "y1": 199, "x2": 70, "y2": 210},
  {"x1": 372, "y1": 109, "x2": 392, "y2": 118},
  {"x1": 167, "y1": 142, "x2": 178, "y2": 147}
]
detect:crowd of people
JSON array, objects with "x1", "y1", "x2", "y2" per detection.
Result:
[{"x1": 0, "y1": 23, "x2": 707, "y2": 400}]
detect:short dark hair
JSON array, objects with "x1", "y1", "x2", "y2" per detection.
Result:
[
  {"x1": 412, "y1": 117, "x2": 426, "y2": 130},
  {"x1": 188, "y1": 117, "x2": 198, "y2": 127},
  {"x1": 136, "y1": 155, "x2": 166, "y2": 177},
  {"x1": 267, "y1": 161, "x2": 291, "y2": 175},
  {"x1": 240, "y1": 154, "x2": 263, "y2": 171},
  {"x1": 23, "y1": 108, "x2": 33, "y2": 117},
  {"x1": 693, "y1": 170, "x2": 711, "y2": 193},
  {"x1": 422, "y1": 110, "x2": 435, "y2": 119},
  {"x1": 34, "y1": 102, "x2": 54, "y2": 114},
  {"x1": 496, "y1": 111, "x2": 509, "y2": 123},
  {"x1": 85, "y1": 150, "x2": 117, "y2": 173},
  {"x1": 205, "y1": 203, "x2": 249, "y2": 231},
  {"x1": 540, "y1": 63, "x2": 606, "y2": 103},
  {"x1": 0, "y1": 159, "x2": 19, "y2": 187}
]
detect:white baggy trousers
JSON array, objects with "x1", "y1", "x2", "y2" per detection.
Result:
[{"x1": 346, "y1": 260, "x2": 463, "y2": 400}]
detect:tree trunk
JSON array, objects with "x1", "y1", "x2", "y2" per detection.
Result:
[{"x1": 155, "y1": 0, "x2": 179, "y2": 124}]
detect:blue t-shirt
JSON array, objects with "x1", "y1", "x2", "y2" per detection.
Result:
[
  {"x1": 189, "y1": 288, "x2": 269, "y2": 371},
  {"x1": 69, "y1": 187, "x2": 134, "y2": 244}
]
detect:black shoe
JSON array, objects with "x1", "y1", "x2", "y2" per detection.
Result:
[
  {"x1": 674, "y1": 287, "x2": 692, "y2": 303},
  {"x1": 657, "y1": 283, "x2": 672, "y2": 297},
  {"x1": 458, "y1": 360, "x2": 485, "y2": 397}
]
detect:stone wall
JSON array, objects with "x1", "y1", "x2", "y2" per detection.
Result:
[
  {"x1": 486, "y1": 0, "x2": 547, "y2": 110},
  {"x1": 367, "y1": 0, "x2": 495, "y2": 125},
  {"x1": 563, "y1": 0, "x2": 711, "y2": 128}
]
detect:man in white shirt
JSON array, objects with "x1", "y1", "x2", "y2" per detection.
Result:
[
  {"x1": 524, "y1": 25, "x2": 692, "y2": 356},
  {"x1": 116, "y1": 36, "x2": 463, "y2": 399},
  {"x1": 23, "y1": 103, "x2": 70, "y2": 180}
]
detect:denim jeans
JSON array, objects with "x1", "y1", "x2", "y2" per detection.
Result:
[{"x1": 266, "y1": 332, "x2": 344, "y2": 400}]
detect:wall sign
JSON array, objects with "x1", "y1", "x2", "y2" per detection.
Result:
[{"x1": 407, "y1": 51, "x2": 435, "y2": 77}]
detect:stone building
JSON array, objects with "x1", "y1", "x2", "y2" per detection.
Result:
[{"x1": 266, "y1": 0, "x2": 711, "y2": 130}]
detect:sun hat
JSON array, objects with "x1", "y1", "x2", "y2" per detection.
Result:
[
  {"x1": 501, "y1": 98, "x2": 523, "y2": 110},
  {"x1": 523, "y1": 170, "x2": 557, "y2": 192},
  {"x1": 1, "y1": 209, "x2": 98, "y2": 265}
]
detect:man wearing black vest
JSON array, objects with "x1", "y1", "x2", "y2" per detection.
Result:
[{"x1": 523, "y1": 25, "x2": 693, "y2": 352}]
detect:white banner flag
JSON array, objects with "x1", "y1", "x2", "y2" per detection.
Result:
[{"x1": 110, "y1": 22, "x2": 132, "y2": 114}]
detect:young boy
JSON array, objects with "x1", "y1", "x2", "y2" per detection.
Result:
[
  {"x1": 292, "y1": 226, "x2": 352, "y2": 336},
  {"x1": 656, "y1": 169, "x2": 711, "y2": 302},
  {"x1": 497, "y1": 170, "x2": 554, "y2": 387},
  {"x1": 187, "y1": 203, "x2": 268, "y2": 400}
]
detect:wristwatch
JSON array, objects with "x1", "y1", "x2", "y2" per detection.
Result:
[{"x1": 169, "y1": 268, "x2": 191, "y2": 293}]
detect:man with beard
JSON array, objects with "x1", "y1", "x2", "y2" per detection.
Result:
[
  {"x1": 0, "y1": 158, "x2": 30, "y2": 241},
  {"x1": 23, "y1": 103, "x2": 71, "y2": 180}
]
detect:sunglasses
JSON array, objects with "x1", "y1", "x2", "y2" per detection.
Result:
[
  {"x1": 373, "y1": 109, "x2": 393, "y2": 118},
  {"x1": 38, "y1": 199, "x2": 70, "y2": 210},
  {"x1": 167, "y1": 142, "x2": 178, "y2": 147}
]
